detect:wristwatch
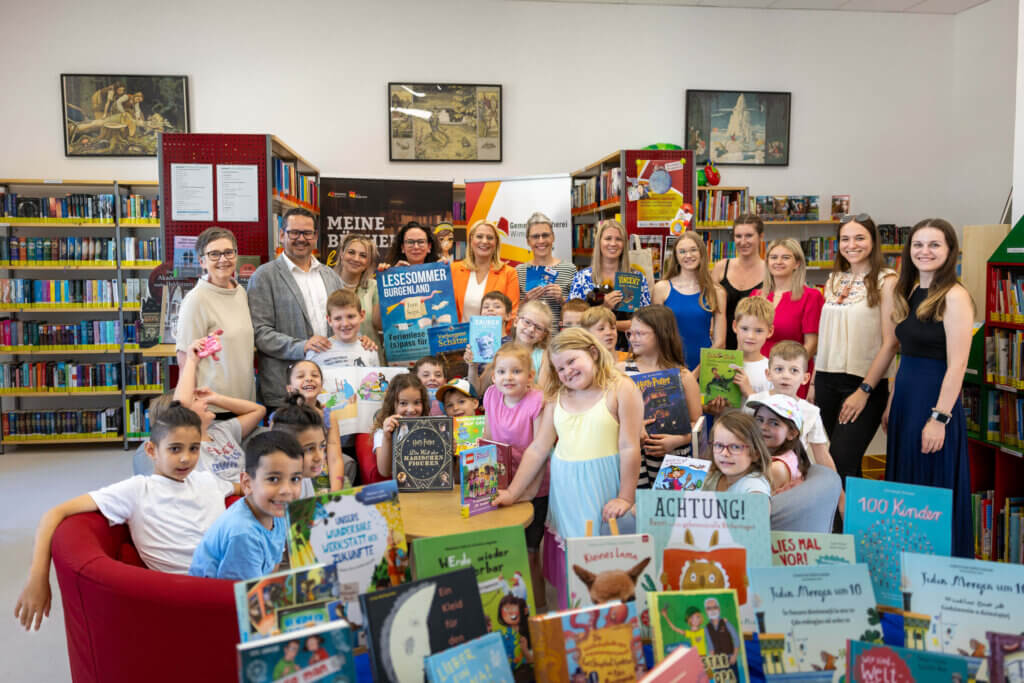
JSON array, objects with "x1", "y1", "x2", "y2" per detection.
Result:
[
  {"x1": 859, "y1": 382, "x2": 873, "y2": 394},
  {"x1": 930, "y1": 409, "x2": 951, "y2": 425}
]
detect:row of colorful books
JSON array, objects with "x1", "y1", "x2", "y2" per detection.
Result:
[
  {"x1": 1, "y1": 361, "x2": 121, "y2": 393},
  {"x1": 754, "y1": 194, "x2": 821, "y2": 221},
  {"x1": 0, "y1": 278, "x2": 147, "y2": 306},
  {"x1": 571, "y1": 168, "x2": 621, "y2": 210},
  {"x1": 0, "y1": 319, "x2": 127, "y2": 350},
  {"x1": 119, "y1": 236, "x2": 161, "y2": 263},
  {"x1": 985, "y1": 326, "x2": 1023, "y2": 388},
  {"x1": 452, "y1": 199, "x2": 466, "y2": 222},
  {"x1": 696, "y1": 187, "x2": 747, "y2": 226},
  {"x1": 125, "y1": 398, "x2": 151, "y2": 438},
  {"x1": 1, "y1": 408, "x2": 121, "y2": 438},
  {"x1": 984, "y1": 388, "x2": 1024, "y2": 449},
  {"x1": 0, "y1": 192, "x2": 116, "y2": 221},
  {"x1": 120, "y1": 193, "x2": 159, "y2": 221},
  {"x1": 0, "y1": 236, "x2": 160, "y2": 267},
  {"x1": 988, "y1": 266, "x2": 1024, "y2": 322},
  {"x1": 272, "y1": 158, "x2": 318, "y2": 208},
  {"x1": 572, "y1": 223, "x2": 597, "y2": 252},
  {"x1": 974, "y1": 490, "x2": 1024, "y2": 563}
]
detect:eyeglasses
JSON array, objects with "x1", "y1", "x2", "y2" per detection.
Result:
[
  {"x1": 404, "y1": 239, "x2": 428, "y2": 247},
  {"x1": 839, "y1": 213, "x2": 871, "y2": 225},
  {"x1": 517, "y1": 317, "x2": 545, "y2": 334},
  {"x1": 204, "y1": 249, "x2": 237, "y2": 261},
  {"x1": 528, "y1": 232, "x2": 553, "y2": 240},
  {"x1": 712, "y1": 442, "x2": 749, "y2": 456},
  {"x1": 284, "y1": 230, "x2": 316, "y2": 240}
]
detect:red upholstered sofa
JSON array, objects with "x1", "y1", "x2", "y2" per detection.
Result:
[{"x1": 51, "y1": 506, "x2": 240, "y2": 683}]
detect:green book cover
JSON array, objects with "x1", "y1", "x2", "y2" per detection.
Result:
[
  {"x1": 648, "y1": 588, "x2": 748, "y2": 682},
  {"x1": 698, "y1": 348, "x2": 744, "y2": 408},
  {"x1": 412, "y1": 526, "x2": 535, "y2": 670}
]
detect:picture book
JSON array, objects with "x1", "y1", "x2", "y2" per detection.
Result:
[
  {"x1": 393, "y1": 416, "x2": 453, "y2": 491},
  {"x1": 525, "y1": 265, "x2": 558, "y2": 292},
  {"x1": 901, "y1": 552, "x2": 1024, "y2": 677},
  {"x1": 424, "y1": 632, "x2": 515, "y2": 683},
  {"x1": 530, "y1": 601, "x2": 646, "y2": 683},
  {"x1": 614, "y1": 270, "x2": 645, "y2": 312},
  {"x1": 846, "y1": 640, "x2": 969, "y2": 683},
  {"x1": 633, "y1": 369, "x2": 688, "y2": 436},
  {"x1": 468, "y1": 315, "x2": 502, "y2": 363},
  {"x1": 236, "y1": 618, "x2": 356, "y2": 683},
  {"x1": 454, "y1": 414, "x2": 486, "y2": 458},
  {"x1": 747, "y1": 564, "x2": 874, "y2": 681},
  {"x1": 233, "y1": 562, "x2": 346, "y2": 643},
  {"x1": 319, "y1": 367, "x2": 407, "y2": 437},
  {"x1": 171, "y1": 235, "x2": 199, "y2": 278},
  {"x1": 360, "y1": 567, "x2": 488, "y2": 683},
  {"x1": 648, "y1": 589, "x2": 748, "y2": 682},
  {"x1": 412, "y1": 526, "x2": 535, "y2": 670},
  {"x1": 698, "y1": 348, "x2": 744, "y2": 408},
  {"x1": 651, "y1": 455, "x2": 710, "y2": 492},
  {"x1": 286, "y1": 481, "x2": 410, "y2": 635},
  {"x1": 772, "y1": 196, "x2": 789, "y2": 221},
  {"x1": 831, "y1": 195, "x2": 851, "y2": 220},
  {"x1": 459, "y1": 445, "x2": 500, "y2": 517},
  {"x1": 786, "y1": 196, "x2": 806, "y2": 221},
  {"x1": 479, "y1": 438, "x2": 512, "y2": 488},
  {"x1": 427, "y1": 322, "x2": 469, "y2": 355},
  {"x1": 844, "y1": 477, "x2": 952, "y2": 607},
  {"x1": 987, "y1": 632, "x2": 1024, "y2": 683},
  {"x1": 378, "y1": 262, "x2": 457, "y2": 362},
  {"x1": 804, "y1": 195, "x2": 820, "y2": 221},
  {"x1": 770, "y1": 531, "x2": 856, "y2": 567},
  {"x1": 639, "y1": 644, "x2": 707, "y2": 682}
]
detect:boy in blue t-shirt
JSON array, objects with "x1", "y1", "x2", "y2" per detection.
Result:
[{"x1": 189, "y1": 431, "x2": 303, "y2": 580}]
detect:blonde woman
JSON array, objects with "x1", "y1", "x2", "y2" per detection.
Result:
[
  {"x1": 569, "y1": 219, "x2": 650, "y2": 348},
  {"x1": 333, "y1": 233, "x2": 383, "y2": 350},
  {"x1": 751, "y1": 238, "x2": 823, "y2": 398},
  {"x1": 653, "y1": 231, "x2": 726, "y2": 370},
  {"x1": 451, "y1": 219, "x2": 520, "y2": 323}
]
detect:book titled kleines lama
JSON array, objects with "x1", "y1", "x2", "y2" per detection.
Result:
[{"x1": 393, "y1": 416, "x2": 453, "y2": 491}]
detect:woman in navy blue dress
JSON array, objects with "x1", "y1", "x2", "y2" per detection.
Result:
[{"x1": 883, "y1": 218, "x2": 974, "y2": 558}]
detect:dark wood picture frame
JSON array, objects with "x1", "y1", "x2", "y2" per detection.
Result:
[
  {"x1": 388, "y1": 82, "x2": 502, "y2": 162},
  {"x1": 685, "y1": 89, "x2": 791, "y2": 166}
]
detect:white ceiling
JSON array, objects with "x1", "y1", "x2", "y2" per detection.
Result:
[{"x1": 504, "y1": 0, "x2": 991, "y2": 14}]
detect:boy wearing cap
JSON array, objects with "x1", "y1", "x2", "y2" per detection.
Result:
[{"x1": 436, "y1": 378, "x2": 480, "y2": 418}]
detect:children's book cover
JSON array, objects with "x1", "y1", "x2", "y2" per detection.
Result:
[
  {"x1": 378, "y1": 262, "x2": 457, "y2": 363},
  {"x1": 171, "y1": 235, "x2": 199, "y2": 278},
  {"x1": 530, "y1": 602, "x2": 646, "y2": 683},
  {"x1": 804, "y1": 195, "x2": 820, "y2": 221},
  {"x1": 769, "y1": 531, "x2": 856, "y2": 567},
  {"x1": 846, "y1": 640, "x2": 969, "y2": 683},
  {"x1": 987, "y1": 631, "x2": 1024, "y2": 683},
  {"x1": 360, "y1": 567, "x2": 488, "y2": 683},
  {"x1": 479, "y1": 438, "x2": 512, "y2": 489},
  {"x1": 633, "y1": 369, "x2": 687, "y2": 436},
  {"x1": 648, "y1": 589, "x2": 748, "y2": 682},
  {"x1": 901, "y1": 552, "x2": 1024, "y2": 678},
  {"x1": 393, "y1": 416, "x2": 453, "y2": 491},
  {"x1": 320, "y1": 367, "x2": 407, "y2": 437},
  {"x1": 286, "y1": 481, "x2": 410, "y2": 636},
  {"x1": 459, "y1": 445, "x2": 500, "y2": 517},
  {"x1": 614, "y1": 271, "x2": 645, "y2": 312},
  {"x1": 234, "y1": 563, "x2": 346, "y2": 643},
  {"x1": 639, "y1": 644, "x2": 708, "y2": 682},
  {"x1": 412, "y1": 526, "x2": 535, "y2": 670},
  {"x1": 454, "y1": 414, "x2": 486, "y2": 458},
  {"x1": 427, "y1": 322, "x2": 469, "y2": 355},
  {"x1": 831, "y1": 195, "x2": 851, "y2": 220},
  {"x1": 468, "y1": 315, "x2": 502, "y2": 363},
  {"x1": 525, "y1": 265, "x2": 558, "y2": 292},
  {"x1": 844, "y1": 477, "x2": 952, "y2": 608},
  {"x1": 236, "y1": 618, "x2": 356, "y2": 683},
  {"x1": 698, "y1": 348, "x2": 744, "y2": 408},
  {"x1": 424, "y1": 632, "x2": 515, "y2": 683},
  {"x1": 651, "y1": 455, "x2": 710, "y2": 492},
  {"x1": 747, "y1": 564, "x2": 875, "y2": 681}
]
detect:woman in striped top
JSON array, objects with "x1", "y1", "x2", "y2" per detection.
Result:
[{"x1": 515, "y1": 212, "x2": 576, "y2": 331}]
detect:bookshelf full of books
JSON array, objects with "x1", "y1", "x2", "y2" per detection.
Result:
[
  {"x1": 0, "y1": 178, "x2": 164, "y2": 450},
  {"x1": 570, "y1": 150, "x2": 625, "y2": 267},
  {"x1": 269, "y1": 136, "x2": 320, "y2": 253}
]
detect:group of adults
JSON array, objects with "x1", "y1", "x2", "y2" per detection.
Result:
[{"x1": 176, "y1": 206, "x2": 974, "y2": 557}]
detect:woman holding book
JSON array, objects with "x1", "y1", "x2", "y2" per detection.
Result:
[
  {"x1": 333, "y1": 233, "x2": 383, "y2": 351},
  {"x1": 515, "y1": 212, "x2": 576, "y2": 331},
  {"x1": 751, "y1": 238, "x2": 823, "y2": 398},
  {"x1": 451, "y1": 219, "x2": 520, "y2": 323},
  {"x1": 711, "y1": 215, "x2": 765, "y2": 350},
  {"x1": 883, "y1": 218, "x2": 973, "y2": 558}
]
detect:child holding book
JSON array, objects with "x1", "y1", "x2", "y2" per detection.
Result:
[
  {"x1": 482, "y1": 342, "x2": 549, "y2": 609},
  {"x1": 189, "y1": 431, "x2": 304, "y2": 580},
  {"x1": 748, "y1": 394, "x2": 810, "y2": 494},
  {"x1": 702, "y1": 409, "x2": 772, "y2": 496},
  {"x1": 619, "y1": 305, "x2": 702, "y2": 487},
  {"x1": 15, "y1": 398, "x2": 238, "y2": 631},
  {"x1": 560, "y1": 298, "x2": 588, "y2": 330},
  {"x1": 706, "y1": 296, "x2": 774, "y2": 414},
  {"x1": 305, "y1": 289, "x2": 381, "y2": 367},
  {"x1": 414, "y1": 355, "x2": 447, "y2": 416},
  {"x1": 494, "y1": 328, "x2": 643, "y2": 608},
  {"x1": 463, "y1": 291, "x2": 516, "y2": 393},
  {"x1": 581, "y1": 305, "x2": 630, "y2": 362},
  {"x1": 270, "y1": 392, "x2": 330, "y2": 496},
  {"x1": 373, "y1": 374, "x2": 429, "y2": 479}
]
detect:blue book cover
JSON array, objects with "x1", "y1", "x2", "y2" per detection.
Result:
[
  {"x1": 633, "y1": 369, "x2": 687, "y2": 436},
  {"x1": 427, "y1": 322, "x2": 469, "y2": 355},
  {"x1": 846, "y1": 640, "x2": 969, "y2": 682},
  {"x1": 747, "y1": 564, "x2": 875, "y2": 681},
  {"x1": 524, "y1": 265, "x2": 557, "y2": 292},
  {"x1": 424, "y1": 632, "x2": 514, "y2": 683},
  {"x1": 844, "y1": 478, "x2": 952, "y2": 608},
  {"x1": 614, "y1": 270, "x2": 645, "y2": 312},
  {"x1": 233, "y1": 562, "x2": 346, "y2": 643},
  {"x1": 901, "y1": 552, "x2": 1024, "y2": 677},
  {"x1": 468, "y1": 316, "x2": 502, "y2": 363},
  {"x1": 236, "y1": 618, "x2": 356, "y2": 683},
  {"x1": 651, "y1": 455, "x2": 710, "y2": 492},
  {"x1": 378, "y1": 262, "x2": 457, "y2": 363}
]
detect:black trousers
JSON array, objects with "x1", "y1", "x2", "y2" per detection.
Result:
[{"x1": 814, "y1": 371, "x2": 889, "y2": 484}]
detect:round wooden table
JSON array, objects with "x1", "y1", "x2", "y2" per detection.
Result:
[{"x1": 398, "y1": 489, "x2": 534, "y2": 539}]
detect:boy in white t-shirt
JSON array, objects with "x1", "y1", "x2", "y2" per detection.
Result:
[
  {"x1": 14, "y1": 399, "x2": 241, "y2": 632},
  {"x1": 306, "y1": 289, "x2": 381, "y2": 368},
  {"x1": 707, "y1": 296, "x2": 775, "y2": 414}
]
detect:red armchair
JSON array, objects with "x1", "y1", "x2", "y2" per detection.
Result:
[{"x1": 51, "y1": 507, "x2": 240, "y2": 683}]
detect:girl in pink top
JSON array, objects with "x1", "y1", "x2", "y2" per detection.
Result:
[
  {"x1": 483, "y1": 341, "x2": 548, "y2": 609},
  {"x1": 748, "y1": 394, "x2": 810, "y2": 494}
]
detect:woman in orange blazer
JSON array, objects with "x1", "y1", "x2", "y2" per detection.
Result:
[{"x1": 451, "y1": 219, "x2": 520, "y2": 325}]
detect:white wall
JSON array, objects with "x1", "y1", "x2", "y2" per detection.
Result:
[{"x1": 0, "y1": 0, "x2": 1015, "y2": 229}]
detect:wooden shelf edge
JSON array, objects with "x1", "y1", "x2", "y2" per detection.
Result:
[
  {"x1": 270, "y1": 136, "x2": 319, "y2": 175},
  {"x1": 1, "y1": 435, "x2": 122, "y2": 445}
]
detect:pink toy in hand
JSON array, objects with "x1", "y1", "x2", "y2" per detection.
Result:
[{"x1": 197, "y1": 330, "x2": 223, "y2": 359}]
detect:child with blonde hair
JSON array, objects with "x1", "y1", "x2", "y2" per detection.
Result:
[{"x1": 581, "y1": 305, "x2": 629, "y2": 362}]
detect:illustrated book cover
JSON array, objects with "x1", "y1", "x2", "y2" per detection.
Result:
[
  {"x1": 698, "y1": 348, "x2": 744, "y2": 408},
  {"x1": 846, "y1": 640, "x2": 969, "y2": 683},
  {"x1": 525, "y1": 265, "x2": 558, "y2": 292},
  {"x1": 459, "y1": 444, "x2": 500, "y2": 517},
  {"x1": 424, "y1": 631, "x2": 515, "y2": 683},
  {"x1": 651, "y1": 455, "x2": 710, "y2": 492},
  {"x1": 633, "y1": 369, "x2": 688, "y2": 437},
  {"x1": 468, "y1": 315, "x2": 502, "y2": 363},
  {"x1": 393, "y1": 416, "x2": 453, "y2": 491},
  {"x1": 769, "y1": 531, "x2": 856, "y2": 567},
  {"x1": 614, "y1": 270, "x2": 645, "y2": 312},
  {"x1": 648, "y1": 589, "x2": 748, "y2": 682},
  {"x1": 236, "y1": 618, "x2": 356, "y2": 683},
  {"x1": 530, "y1": 601, "x2": 646, "y2": 683},
  {"x1": 233, "y1": 562, "x2": 345, "y2": 643}
]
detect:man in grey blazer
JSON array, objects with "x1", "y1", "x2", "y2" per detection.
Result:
[{"x1": 248, "y1": 208, "x2": 342, "y2": 409}]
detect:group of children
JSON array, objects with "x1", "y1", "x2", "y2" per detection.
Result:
[{"x1": 14, "y1": 277, "x2": 839, "y2": 632}]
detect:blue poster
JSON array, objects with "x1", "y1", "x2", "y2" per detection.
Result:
[
  {"x1": 427, "y1": 323, "x2": 468, "y2": 355},
  {"x1": 377, "y1": 263, "x2": 457, "y2": 363},
  {"x1": 844, "y1": 478, "x2": 952, "y2": 608}
]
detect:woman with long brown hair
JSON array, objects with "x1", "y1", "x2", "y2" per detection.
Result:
[
  {"x1": 882, "y1": 218, "x2": 973, "y2": 557},
  {"x1": 711, "y1": 214, "x2": 765, "y2": 350}
]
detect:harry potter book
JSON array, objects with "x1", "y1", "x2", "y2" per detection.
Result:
[{"x1": 392, "y1": 416, "x2": 453, "y2": 491}]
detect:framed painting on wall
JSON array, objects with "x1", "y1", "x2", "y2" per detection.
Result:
[
  {"x1": 388, "y1": 83, "x2": 502, "y2": 162},
  {"x1": 61, "y1": 74, "x2": 190, "y2": 157},
  {"x1": 685, "y1": 89, "x2": 791, "y2": 166}
]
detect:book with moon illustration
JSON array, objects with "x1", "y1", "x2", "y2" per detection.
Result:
[
  {"x1": 648, "y1": 589, "x2": 747, "y2": 681},
  {"x1": 846, "y1": 640, "x2": 969, "y2": 683},
  {"x1": 530, "y1": 601, "x2": 646, "y2": 683},
  {"x1": 392, "y1": 416, "x2": 453, "y2": 491},
  {"x1": 235, "y1": 618, "x2": 356, "y2": 683},
  {"x1": 233, "y1": 562, "x2": 346, "y2": 643},
  {"x1": 424, "y1": 632, "x2": 515, "y2": 683},
  {"x1": 360, "y1": 567, "x2": 487, "y2": 683}
]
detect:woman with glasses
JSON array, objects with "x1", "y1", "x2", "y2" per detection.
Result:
[
  {"x1": 451, "y1": 219, "x2": 520, "y2": 324},
  {"x1": 711, "y1": 214, "x2": 766, "y2": 350},
  {"x1": 813, "y1": 214, "x2": 897, "y2": 493},
  {"x1": 751, "y1": 239, "x2": 823, "y2": 398},
  {"x1": 381, "y1": 221, "x2": 441, "y2": 269},
  {"x1": 175, "y1": 226, "x2": 256, "y2": 414},
  {"x1": 333, "y1": 234, "x2": 383, "y2": 352},
  {"x1": 514, "y1": 212, "x2": 576, "y2": 330}
]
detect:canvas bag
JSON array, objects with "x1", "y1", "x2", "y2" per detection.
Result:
[{"x1": 628, "y1": 234, "x2": 655, "y2": 287}]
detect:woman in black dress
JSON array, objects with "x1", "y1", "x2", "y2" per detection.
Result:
[{"x1": 711, "y1": 214, "x2": 765, "y2": 350}]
